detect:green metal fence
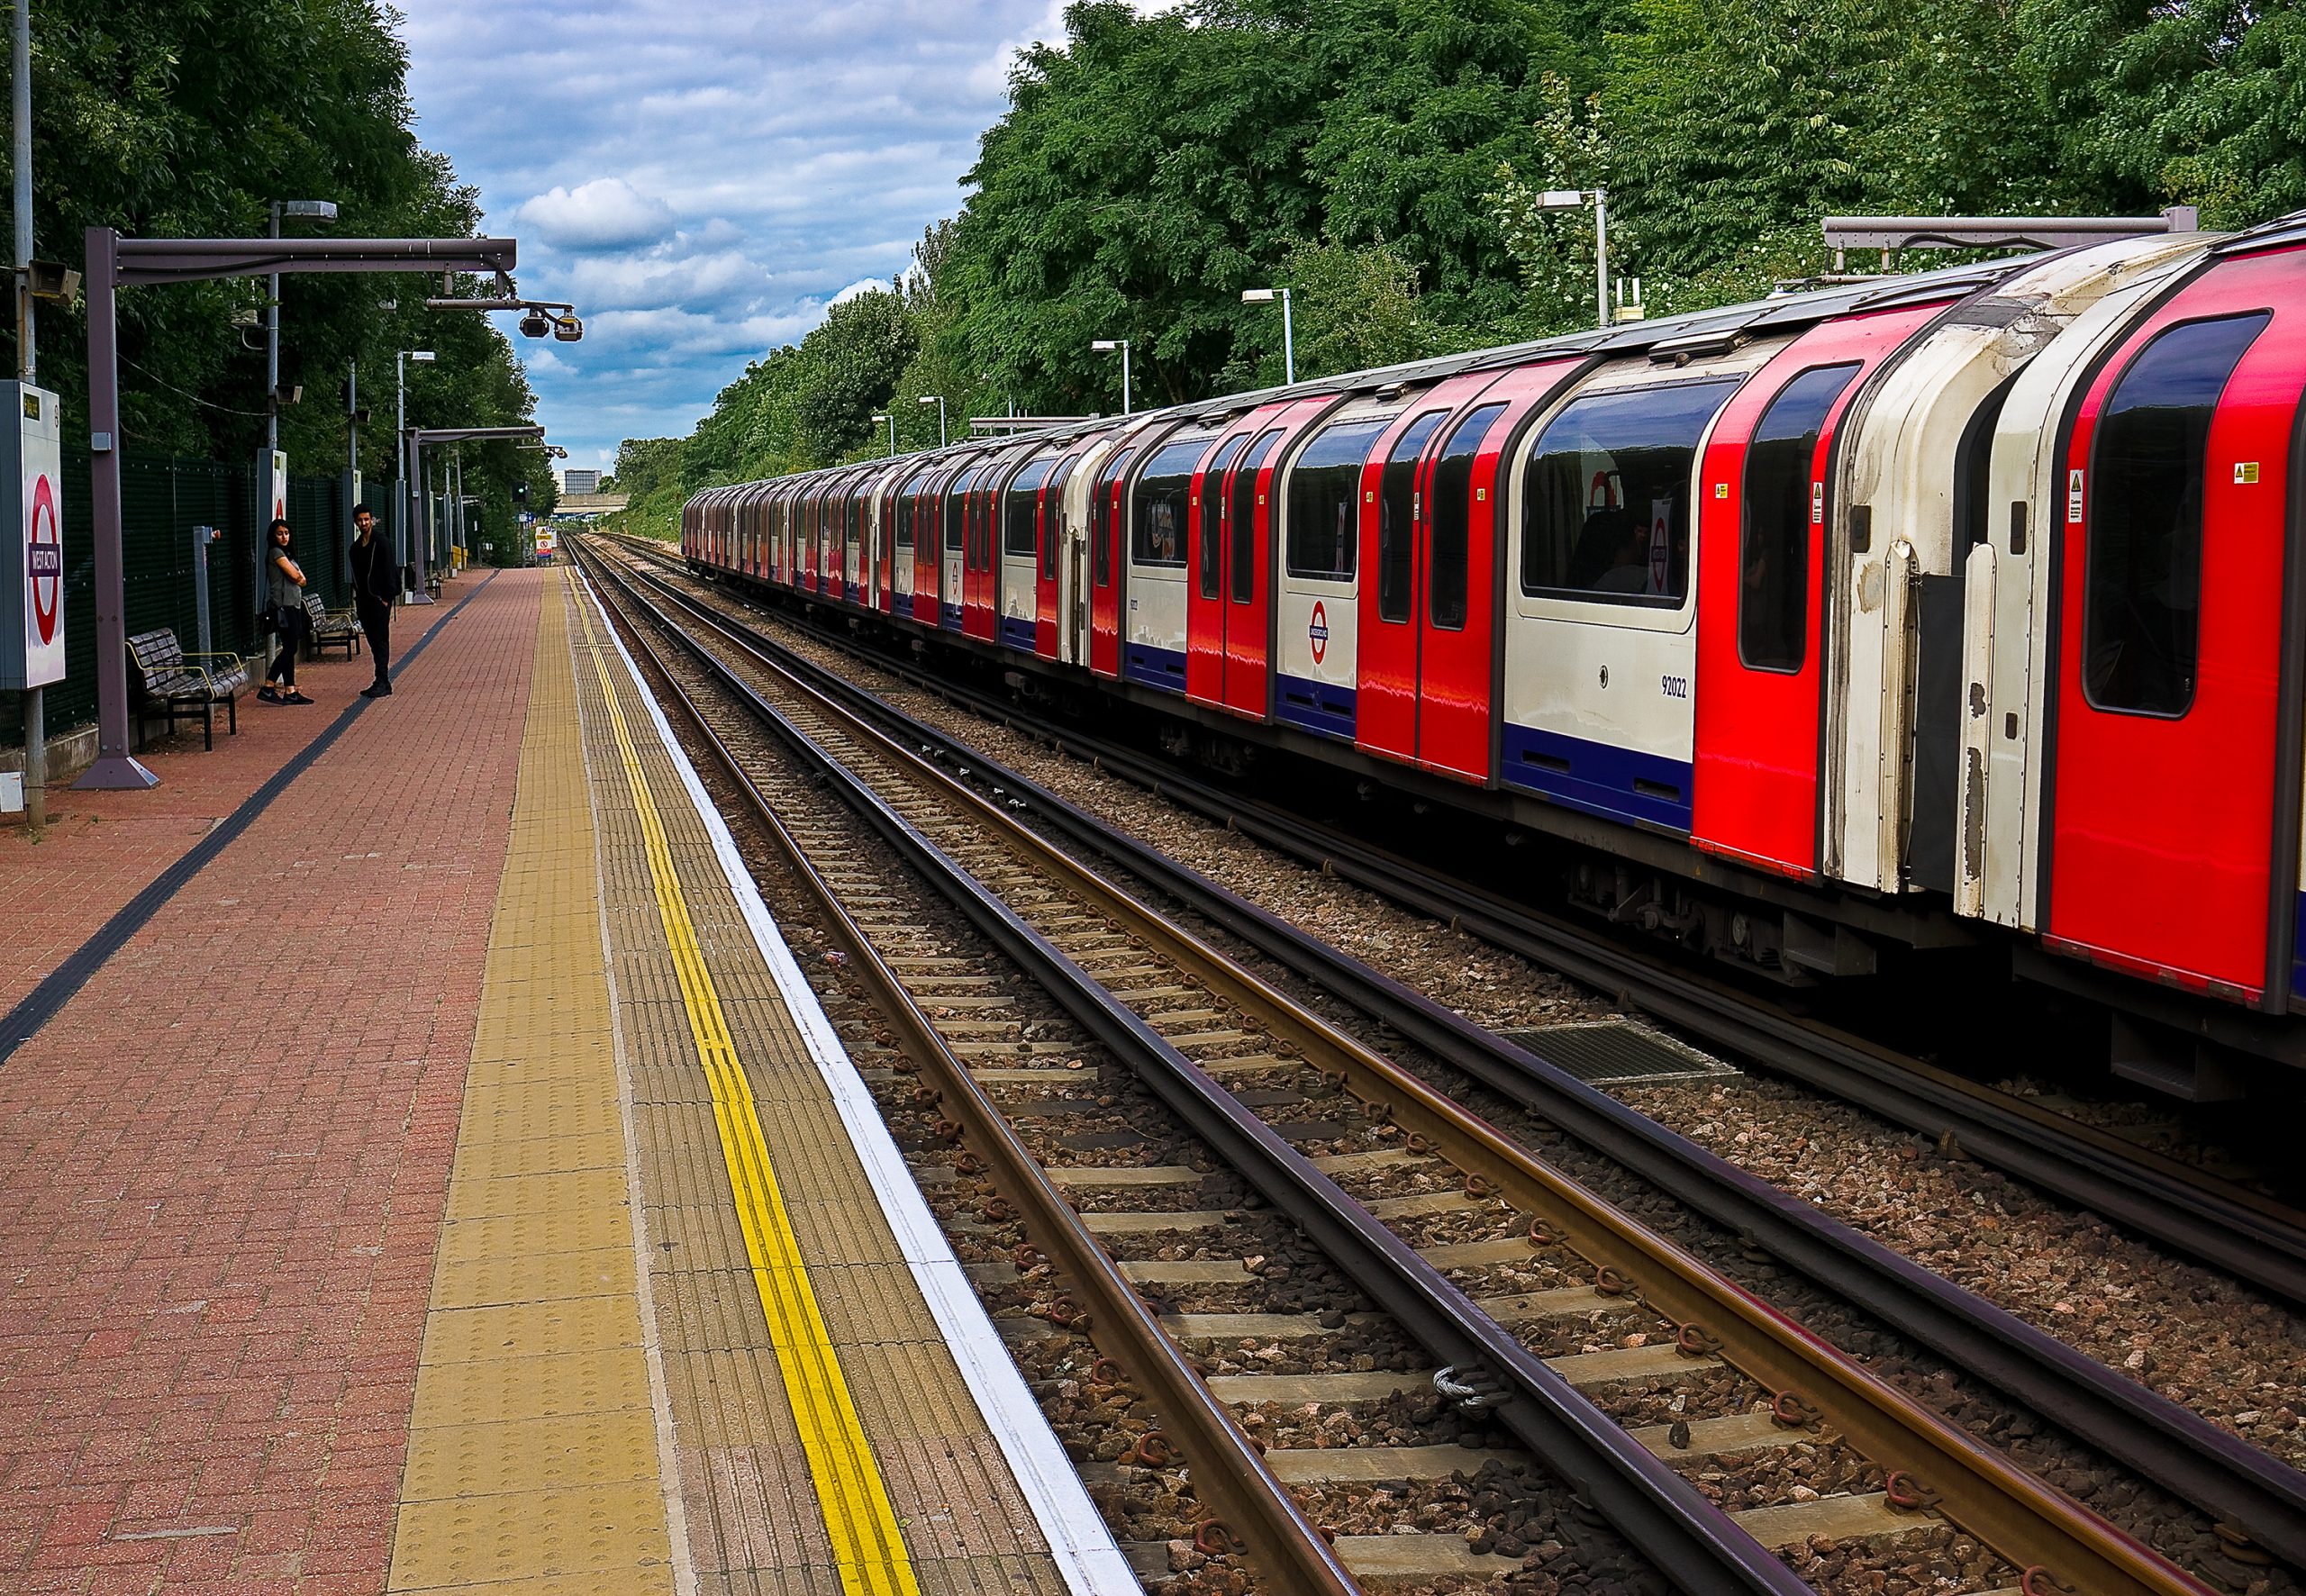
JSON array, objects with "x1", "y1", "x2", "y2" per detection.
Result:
[{"x1": 0, "y1": 449, "x2": 365, "y2": 742}]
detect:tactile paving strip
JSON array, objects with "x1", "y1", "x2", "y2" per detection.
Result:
[
  {"x1": 567, "y1": 585, "x2": 1074, "y2": 1596},
  {"x1": 388, "y1": 572, "x2": 679, "y2": 1594}
]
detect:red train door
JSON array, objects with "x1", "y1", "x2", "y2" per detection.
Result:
[
  {"x1": 1357, "y1": 392, "x2": 1467, "y2": 765},
  {"x1": 1221, "y1": 426, "x2": 1285, "y2": 717},
  {"x1": 1187, "y1": 433, "x2": 1249, "y2": 703},
  {"x1": 972, "y1": 469, "x2": 1003, "y2": 640},
  {"x1": 2046, "y1": 245, "x2": 2306, "y2": 1002},
  {"x1": 1089, "y1": 447, "x2": 1134, "y2": 677},
  {"x1": 1693, "y1": 304, "x2": 1940, "y2": 876}
]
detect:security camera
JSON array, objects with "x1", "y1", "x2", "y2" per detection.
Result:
[
  {"x1": 552, "y1": 313, "x2": 583, "y2": 342},
  {"x1": 518, "y1": 309, "x2": 550, "y2": 338}
]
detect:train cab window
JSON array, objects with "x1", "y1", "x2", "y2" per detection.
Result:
[
  {"x1": 1378, "y1": 411, "x2": 1449, "y2": 622},
  {"x1": 1041, "y1": 458, "x2": 1075, "y2": 582},
  {"x1": 1521, "y1": 378, "x2": 1739, "y2": 606},
  {"x1": 894, "y1": 472, "x2": 921, "y2": 550},
  {"x1": 1287, "y1": 417, "x2": 1390, "y2": 581},
  {"x1": 1230, "y1": 431, "x2": 1282, "y2": 603},
  {"x1": 1094, "y1": 449, "x2": 1134, "y2": 587},
  {"x1": 1197, "y1": 437, "x2": 1247, "y2": 598},
  {"x1": 1134, "y1": 434, "x2": 1213, "y2": 568},
  {"x1": 2084, "y1": 311, "x2": 2269, "y2": 717},
  {"x1": 1739, "y1": 364, "x2": 1857, "y2": 672},
  {"x1": 1006, "y1": 460, "x2": 1053, "y2": 558},
  {"x1": 1430, "y1": 403, "x2": 1509, "y2": 631}
]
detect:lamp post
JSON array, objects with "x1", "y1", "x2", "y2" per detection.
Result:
[
  {"x1": 1090, "y1": 339, "x2": 1131, "y2": 414},
  {"x1": 396, "y1": 349, "x2": 433, "y2": 602},
  {"x1": 870, "y1": 411, "x2": 894, "y2": 455},
  {"x1": 1240, "y1": 288, "x2": 1294, "y2": 385},
  {"x1": 1534, "y1": 187, "x2": 1610, "y2": 331},
  {"x1": 264, "y1": 203, "x2": 336, "y2": 454},
  {"x1": 917, "y1": 393, "x2": 947, "y2": 448}
]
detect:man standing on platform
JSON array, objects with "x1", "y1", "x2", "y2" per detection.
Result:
[{"x1": 349, "y1": 504, "x2": 395, "y2": 698}]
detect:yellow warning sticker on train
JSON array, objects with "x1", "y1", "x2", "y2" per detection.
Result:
[{"x1": 2236, "y1": 461, "x2": 2261, "y2": 484}]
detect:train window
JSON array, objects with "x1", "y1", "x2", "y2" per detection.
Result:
[
  {"x1": 2084, "y1": 311, "x2": 2268, "y2": 717},
  {"x1": 1094, "y1": 449, "x2": 1134, "y2": 588},
  {"x1": 1006, "y1": 459, "x2": 1053, "y2": 557},
  {"x1": 1041, "y1": 458, "x2": 1075, "y2": 582},
  {"x1": 944, "y1": 468, "x2": 975, "y2": 553},
  {"x1": 1230, "y1": 431, "x2": 1282, "y2": 603},
  {"x1": 1286, "y1": 418, "x2": 1390, "y2": 581},
  {"x1": 1952, "y1": 372, "x2": 2020, "y2": 555},
  {"x1": 1134, "y1": 433, "x2": 1213, "y2": 567},
  {"x1": 1521, "y1": 378, "x2": 1738, "y2": 606},
  {"x1": 894, "y1": 470, "x2": 925, "y2": 550},
  {"x1": 1379, "y1": 412, "x2": 1449, "y2": 622},
  {"x1": 1430, "y1": 403, "x2": 1509, "y2": 631},
  {"x1": 1198, "y1": 437, "x2": 1248, "y2": 598},
  {"x1": 1739, "y1": 364, "x2": 1857, "y2": 673}
]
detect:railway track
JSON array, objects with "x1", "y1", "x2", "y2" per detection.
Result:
[
  {"x1": 599, "y1": 530, "x2": 2306, "y2": 1315},
  {"x1": 577, "y1": 537, "x2": 2241, "y2": 1596},
  {"x1": 595, "y1": 530, "x2": 2306, "y2": 1584}
]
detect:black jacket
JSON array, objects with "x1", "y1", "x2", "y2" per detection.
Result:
[{"x1": 348, "y1": 530, "x2": 396, "y2": 607}]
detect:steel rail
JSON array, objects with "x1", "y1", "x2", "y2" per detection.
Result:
[
  {"x1": 579, "y1": 556, "x2": 1359, "y2": 1596},
  {"x1": 600, "y1": 538, "x2": 2306, "y2": 1575},
  {"x1": 577, "y1": 545, "x2": 1816, "y2": 1596},
  {"x1": 585, "y1": 543, "x2": 2229, "y2": 1596}
]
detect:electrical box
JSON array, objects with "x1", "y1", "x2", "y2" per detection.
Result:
[{"x1": 0, "y1": 382, "x2": 65, "y2": 691}]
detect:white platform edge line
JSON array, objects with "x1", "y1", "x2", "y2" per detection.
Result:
[{"x1": 578, "y1": 571, "x2": 1139, "y2": 1596}]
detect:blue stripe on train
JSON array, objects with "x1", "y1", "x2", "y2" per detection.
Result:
[
  {"x1": 1124, "y1": 642, "x2": 1188, "y2": 694},
  {"x1": 940, "y1": 601, "x2": 963, "y2": 630},
  {"x1": 1276, "y1": 673, "x2": 1356, "y2": 742},
  {"x1": 1501, "y1": 722, "x2": 1693, "y2": 832},
  {"x1": 1000, "y1": 614, "x2": 1038, "y2": 652}
]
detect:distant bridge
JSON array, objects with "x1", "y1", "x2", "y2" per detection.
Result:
[{"x1": 554, "y1": 493, "x2": 629, "y2": 519}]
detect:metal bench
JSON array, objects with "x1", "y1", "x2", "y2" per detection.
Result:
[
  {"x1": 302, "y1": 592, "x2": 363, "y2": 660},
  {"x1": 127, "y1": 628, "x2": 248, "y2": 751}
]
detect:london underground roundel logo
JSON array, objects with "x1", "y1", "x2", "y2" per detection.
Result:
[
  {"x1": 27, "y1": 475, "x2": 59, "y2": 644},
  {"x1": 1309, "y1": 600, "x2": 1329, "y2": 664}
]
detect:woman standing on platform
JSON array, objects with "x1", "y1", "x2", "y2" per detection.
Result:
[{"x1": 259, "y1": 519, "x2": 313, "y2": 705}]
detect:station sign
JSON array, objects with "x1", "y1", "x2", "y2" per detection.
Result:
[
  {"x1": 0, "y1": 382, "x2": 65, "y2": 690},
  {"x1": 534, "y1": 525, "x2": 557, "y2": 556}
]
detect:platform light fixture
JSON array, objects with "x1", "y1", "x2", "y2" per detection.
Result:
[
  {"x1": 870, "y1": 412, "x2": 894, "y2": 455},
  {"x1": 1532, "y1": 187, "x2": 1610, "y2": 331},
  {"x1": 1240, "y1": 287, "x2": 1294, "y2": 385},
  {"x1": 917, "y1": 392, "x2": 948, "y2": 448},
  {"x1": 1090, "y1": 339, "x2": 1131, "y2": 414}
]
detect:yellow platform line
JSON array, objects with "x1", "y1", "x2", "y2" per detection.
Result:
[{"x1": 575, "y1": 592, "x2": 920, "y2": 1596}]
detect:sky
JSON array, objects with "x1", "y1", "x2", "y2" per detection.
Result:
[{"x1": 395, "y1": 1, "x2": 1099, "y2": 472}]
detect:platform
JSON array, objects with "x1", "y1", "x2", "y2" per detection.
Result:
[{"x1": 0, "y1": 568, "x2": 1130, "y2": 1596}]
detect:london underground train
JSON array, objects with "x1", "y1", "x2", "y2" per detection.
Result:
[{"x1": 684, "y1": 214, "x2": 2306, "y2": 1095}]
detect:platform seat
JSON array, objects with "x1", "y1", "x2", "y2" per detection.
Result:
[
  {"x1": 127, "y1": 627, "x2": 247, "y2": 751},
  {"x1": 302, "y1": 592, "x2": 363, "y2": 660}
]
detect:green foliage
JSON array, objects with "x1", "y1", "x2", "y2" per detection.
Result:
[
  {"x1": 2, "y1": 0, "x2": 552, "y2": 531},
  {"x1": 622, "y1": 0, "x2": 2306, "y2": 512}
]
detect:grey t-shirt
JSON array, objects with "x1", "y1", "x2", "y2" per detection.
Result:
[{"x1": 268, "y1": 553, "x2": 304, "y2": 612}]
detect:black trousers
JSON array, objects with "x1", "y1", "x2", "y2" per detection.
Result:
[
  {"x1": 268, "y1": 612, "x2": 307, "y2": 686},
  {"x1": 357, "y1": 598, "x2": 392, "y2": 684}
]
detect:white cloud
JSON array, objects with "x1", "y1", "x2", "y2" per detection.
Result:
[
  {"x1": 828, "y1": 277, "x2": 894, "y2": 306},
  {"x1": 513, "y1": 177, "x2": 677, "y2": 250},
  {"x1": 396, "y1": 0, "x2": 1077, "y2": 462}
]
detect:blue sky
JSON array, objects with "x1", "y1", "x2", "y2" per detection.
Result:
[{"x1": 395, "y1": 2, "x2": 1094, "y2": 471}]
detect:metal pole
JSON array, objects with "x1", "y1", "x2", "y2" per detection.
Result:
[
  {"x1": 348, "y1": 359, "x2": 358, "y2": 482},
  {"x1": 77, "y1": 227, "x2": 155, "y2": 788},
  {"x1": 266, "y1": 204, "x2": 280, "y2": 455},
  {"x1": 191, "y1": 525, "x2": 213, "y2": 655},
  {"x1": 14, "y1": 0, "x2": 41, "y2": 829},
  {"x1": 395, "y1": 352, "x2": 407, "y2": 597},
  {"x1": 937, "y1": 395, "x2": 948, "y2": 448},
  {"x1": 1280, "y1": 290, "x2": 1294, "y2": 385},
  {"x1": 1593, "y1": 187, "x2": 1610, "y2": 331},
  {"x1": 1121, "y1": 342, "x2": 1131, "y2": 415}
]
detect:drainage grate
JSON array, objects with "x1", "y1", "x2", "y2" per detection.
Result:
[{"x1": 1495, "y1": 1020, "x2": 1739, "y2": 1087}]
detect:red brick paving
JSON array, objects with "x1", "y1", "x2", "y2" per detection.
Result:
[
  {"x1": 0, "y1": 570, "x2": 547, "y2": 1593},
  {"x1": 0, "y1": 573, "x2": 491, "y2": 1017}
]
